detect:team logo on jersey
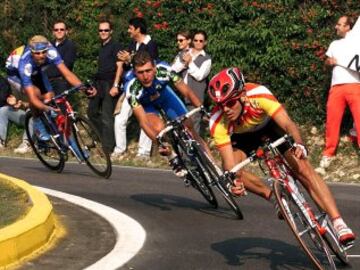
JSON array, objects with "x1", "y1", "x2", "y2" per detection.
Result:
[
  {"x1": 24, "y1": 63, "x2": 33, "y2": 76},
  {"x1": 150, "y1": 92, "x2": 160, "y2": 101},
  {"x1": 47, "y1": 49, "x2": 57, "y2": 60}
]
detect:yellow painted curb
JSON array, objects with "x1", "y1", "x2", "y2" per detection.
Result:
[{"x1": 0, "y1": 173, "x2": 55, "y2": 267}]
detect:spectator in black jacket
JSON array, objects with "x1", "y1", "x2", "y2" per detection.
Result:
[
  {"x1": 112, "y1": 17, "x2": 158, "y2": 160},
  {"x1": 87, "y1": 19, "x2": 123, "y2": 154},
  {"x1": 46, "y1": 20, "x2": 77, "y2": 95}
]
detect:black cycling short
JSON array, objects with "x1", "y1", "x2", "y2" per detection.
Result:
[{"x1": 230, "y1": 120, "x2": 292, "y2": 156}]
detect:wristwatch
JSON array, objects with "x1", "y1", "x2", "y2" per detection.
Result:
[{"x1": 113, "y1": 83, "x2": 119, "y2": 88}]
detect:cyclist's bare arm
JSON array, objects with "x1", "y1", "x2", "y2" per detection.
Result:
[
  {"x1": 25, "y1": 86, "x2": 54, "y2": 112},
  {"x1": 57, "y1": 63, "x2": 97, "y2": 97},
  {"x1": 217, "y1": 144, "x2": 239, "y2": 171},
  {"x1": 57, "y1": 62, "x2": 82, "y2": 87},
  {"x1": 174, "y1": 80, "x2": 202, "y2": 107},
  {"x1": 133, "y1": 105, "x2": 160, "y2": 141},
  {"x1": 218, "y1": 142, "x2": 271, "y2": 198},
  {"x1": 272, "y1": 109, "x2": 306, "y2": 159}
]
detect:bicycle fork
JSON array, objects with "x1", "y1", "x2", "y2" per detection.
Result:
[
  {"x1": 284, "y1": 178, "x2": 331, "y2": 241},
  {"x1": 317, "y1": 214, "x2": 354, "y2": 251}
]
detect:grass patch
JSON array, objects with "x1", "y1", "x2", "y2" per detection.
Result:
[{"x1": 0, "y1": 178, "x2": 30, "y2": 229}]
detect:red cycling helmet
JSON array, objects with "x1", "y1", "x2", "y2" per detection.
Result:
[{"x1": 208, "y1": 67, "x2": 245, "y2": 103}]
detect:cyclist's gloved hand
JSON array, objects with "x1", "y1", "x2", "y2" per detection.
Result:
[
  {"x1": 200, "y1": 105, "x2": 211, "y2": 122},
  {"x1": 293, "y1": 143, "x2": 308, "y2": 159},
  {"x1": 230, "y1": 178, "x2": 246, "y2": 197},
  {"x1": 158, "y1": 142, "x2": 171, "y2": 156},
  {"x1": 79, "y1": 83, "x2": 97, "y2": 97},
  {"x1": 85, "y1": 86, "x2": 97, "y2": 97}
]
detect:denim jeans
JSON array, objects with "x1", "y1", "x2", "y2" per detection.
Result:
[{"x1": 0, "y1": 106, "x2": 32, "y2": 142}]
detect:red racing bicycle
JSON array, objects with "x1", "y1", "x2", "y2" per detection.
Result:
[
  {"x1": 222, "y1": 134, "x2": 353, "y2": 269},
  {"x1": 25, "y1": 82, "x2": 112, "y2": 178}
]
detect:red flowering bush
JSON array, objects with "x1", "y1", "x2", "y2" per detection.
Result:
[{"x1": 0, "y1": 0, "x2": 359, "y2": 124}]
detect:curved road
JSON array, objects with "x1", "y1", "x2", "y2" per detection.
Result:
[{"x1": 1, "y1": 157, "x2": 359, "y2": 270}]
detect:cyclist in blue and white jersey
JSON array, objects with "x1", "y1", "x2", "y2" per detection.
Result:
[
  {"x1": 6, "y1": 35, "x2": 95, "y2": 140},
  {"x1": 6, "y1": 35, "x2": 95, "y2": 113},
  {"x1": 123, "y1": 50, "x2": 203, "y2": 175}
]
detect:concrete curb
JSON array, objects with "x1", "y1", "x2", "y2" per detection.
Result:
[{"x1": 0, "y1": 173, "x2": 55, "y2": 268}]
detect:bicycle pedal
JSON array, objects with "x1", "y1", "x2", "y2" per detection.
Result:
[
  {"x1": 183, "y1": 178, "x2": 191, "y2": 187},
  {"x1": 343, "y1": 241, "x2": 355, "y2": 251}
]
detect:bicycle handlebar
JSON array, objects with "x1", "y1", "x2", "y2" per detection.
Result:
[
  {"x1": 229, "y1": 134, "x2": 292, "y2": 174},
  {"x1": 156, "y1": 106, "x2": 204, "y2": 143},
  {"x1": 46, "y1": 80, "x2": 94, "y2": 104}
]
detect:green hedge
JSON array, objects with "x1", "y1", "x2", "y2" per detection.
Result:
[{"x1": 1, "y1": 0, "x2": 359, "y2": 124}]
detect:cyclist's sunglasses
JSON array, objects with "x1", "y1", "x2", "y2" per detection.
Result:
[
  {"x1": 218, "y1": 98, "x2": 239, "y2": 109},
  {"x1": 31, "y1": 50, "x2": 48, "y2": 55}
]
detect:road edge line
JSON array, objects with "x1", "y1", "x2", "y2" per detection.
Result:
[{"x1": 37, "y1": 187, "x2": 146, "y2": 270}]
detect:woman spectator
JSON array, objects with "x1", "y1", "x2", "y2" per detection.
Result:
[
  {"x1": 171, "y1": 30, "x2": 192, "y2": 77},
  {"x1": 172, "y1": 30, "x2": 211, "y2": 135}
]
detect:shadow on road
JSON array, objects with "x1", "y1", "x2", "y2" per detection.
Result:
[
  {"x1": 131, "y1": 193, "x2": 214, "y2": 211},
  {"x1": 22, "y1": 164, "x2": 108, "y2": 180},
  {"x1": 131, "y1": 193, "x2": 245, "y2": 220},
  {"x1": 211, "y1": 237, "x2": 349, "y2": 270}
]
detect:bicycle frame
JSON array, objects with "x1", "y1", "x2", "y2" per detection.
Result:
[
  {"x1": 227, "y1": 134, "x2": 352, "y2": 268},
  {"x1": 262, "y1": 147, "x2": 327, "y2": 235},
  {"x1": 231, "y1": 135, "x2": 330, "y2": 233},
  {"x1": 43, "y1": 85, "x2": 87, "y2": 162},
  {"x1": 157, "y1": 107, "x2": 244, "y2": 218}
]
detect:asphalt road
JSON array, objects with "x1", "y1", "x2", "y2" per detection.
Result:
[{"x1": 1, "y1": 157, "x2": 359, "y2": 270}]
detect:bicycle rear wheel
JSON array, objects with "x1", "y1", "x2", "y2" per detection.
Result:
[
  {"x1": 274, "y1": 180, "x2": 336, "y2": 270},
  {"x1": 72, "y1": 115, "x2": 112, "y2": 179},
  {"x1": 192, "y1": 143, "x2": 243, "y2": 219},
  {"x1": 25, "y1": 112, "x2": 65, "y2": 172},
  {"x1": 175, "y1": 142, "x2": 218, "y2": 208}
]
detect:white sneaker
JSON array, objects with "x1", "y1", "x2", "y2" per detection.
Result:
[
  {"x1": 334, "y1": 223, "x2": 356, "y2": 246},
  {"x1": 169, "y1": 156, "x2": 187, "y2": 178},
  {"x1": 135, "y1": 153, "x2": 150, "y2": 161},
  {"x1": 319, "y1": 156, "x2": 334, "y2": 169},
  {"x1": 111, "y1": 151, "x2": 125, "y2": 161},
  {"x1": 14, "y1": 141, "x2": 32, "y2": 154}
]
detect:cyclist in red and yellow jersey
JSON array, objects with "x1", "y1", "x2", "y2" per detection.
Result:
[{"x1": 208, "y1": 67, "x2": 355, "y2": 245}]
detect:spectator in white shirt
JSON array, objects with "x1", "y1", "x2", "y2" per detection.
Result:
[{"x1": 172, "y1": 30, "x2": 211, "y2": 135}]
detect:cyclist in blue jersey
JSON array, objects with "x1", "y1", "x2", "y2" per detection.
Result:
[
  {"x1": 124, "y1": 50, "x2": 203, "y2": 175},
  {"x1": 6, "y1": 35, "x2": 95, "y2": 113},
  {"x1": 6, "y1": 35, "x2": 95, "y2": 140}
]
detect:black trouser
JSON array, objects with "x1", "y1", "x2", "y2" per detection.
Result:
[{"x1": 87, "y1": 80, "x2": 119, "y2": 153}]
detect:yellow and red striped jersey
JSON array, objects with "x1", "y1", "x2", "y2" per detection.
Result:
[{"x1": 209, "y1": 83, "x2": 283, "y2": 148}]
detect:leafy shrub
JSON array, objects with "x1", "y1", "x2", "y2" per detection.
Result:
[{"x1": 0, "y1": 0, "x2": 359, "y2": 124}]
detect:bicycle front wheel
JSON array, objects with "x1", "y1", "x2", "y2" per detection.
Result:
[
  {"x1": 192, "y1": 143, "x2": 243, "y2": 219},
  {"x1": 72, "y1": 115, "x2": 112, "y2": 179},
  {"x1": 274, "y1": 180, "x2": 336, "y2": 270},
  {"x1": 175, "y1": 142, "x2": 218, "y2": 208},
  {"x1": 25, "y1": 111, "x2": 65, "y2": 172}
]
